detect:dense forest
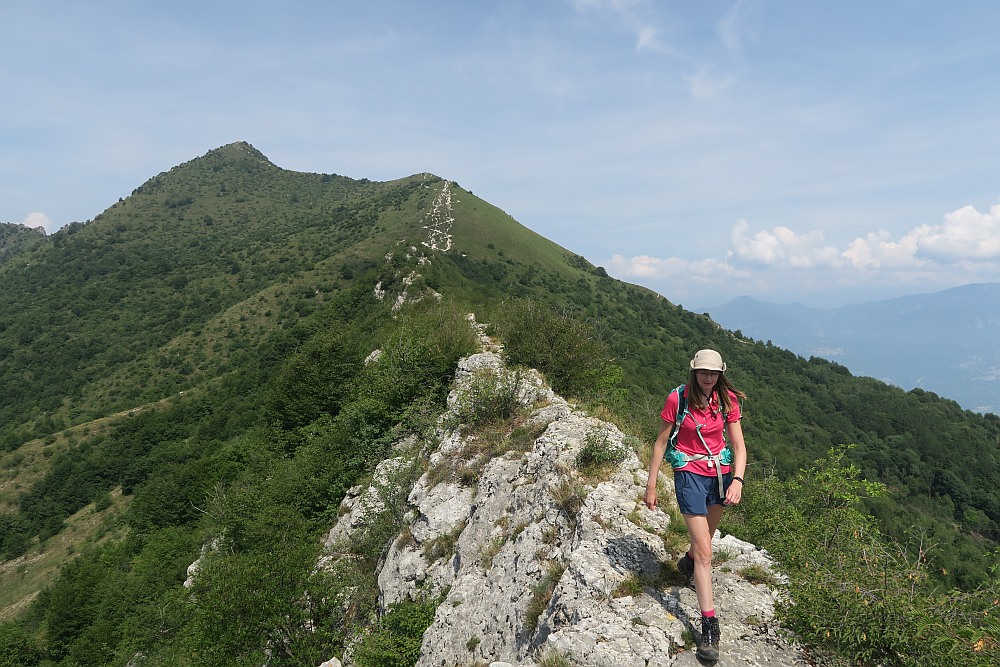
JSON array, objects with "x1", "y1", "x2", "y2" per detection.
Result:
[{"x1": 1, "y1": 142, "x2": 998, "y2": 665}]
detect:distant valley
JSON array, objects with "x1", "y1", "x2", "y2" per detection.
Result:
[{"x1": 706, "y1": 283, "x2": 1000, "y2": 414}]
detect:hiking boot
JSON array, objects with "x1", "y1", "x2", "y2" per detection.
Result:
[
  {"x1": 678, "y1": 552, "x2": 694, "y2": 579},
  {"x1": 696, "y1": 615, "x2": 720, "y2": 662}
]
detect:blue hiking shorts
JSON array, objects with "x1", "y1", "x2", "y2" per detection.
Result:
[{"x1": 674, "y1": 470, "x2": 734, "y2": 516}]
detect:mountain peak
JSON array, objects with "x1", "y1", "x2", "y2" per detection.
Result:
[{"x1": 212, "y1": 141, "x2": 274, "y2": 166}]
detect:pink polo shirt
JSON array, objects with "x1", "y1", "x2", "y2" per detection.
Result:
[{"x1": 660, "y1": 386, "x2": 741, "y2": 477}]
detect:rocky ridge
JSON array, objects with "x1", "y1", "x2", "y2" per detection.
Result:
[{"x1": 320, "y1": 344, "x2": 806, "y2": 667}]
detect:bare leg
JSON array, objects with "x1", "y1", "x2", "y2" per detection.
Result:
[
  {"x1": 684, "y1": 504, "x2": 725, "y2": 613},
  {"x1": 706, "y1": 502, "x2": 724, "y2": 540}
]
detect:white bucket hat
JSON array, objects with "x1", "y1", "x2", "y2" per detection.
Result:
[{"x1": 690, "y1": 349, "x2": 726, "y2": 372}]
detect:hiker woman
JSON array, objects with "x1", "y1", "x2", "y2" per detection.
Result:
[{"x1": 643, "y1": 348, "x2": 747, "y2": 663}]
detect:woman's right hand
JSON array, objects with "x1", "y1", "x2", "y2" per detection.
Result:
[{"x1": 643, "y1": 486, "x2": 657, "y2": 510}]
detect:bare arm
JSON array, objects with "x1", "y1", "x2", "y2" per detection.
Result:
[
  {"x1": 724, "y1": 420, "x2": 747, "y2": 505},
  {"x1": 644, "y1": 419, "x2": 674, "y2": 510}
]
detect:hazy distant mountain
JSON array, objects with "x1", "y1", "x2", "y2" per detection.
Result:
[{"x1": 707, "y1": 283, "x2": 1000, "y2": 414}]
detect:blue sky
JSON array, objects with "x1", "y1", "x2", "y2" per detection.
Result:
[{"x1": 2, "y1": 1, "x2": 999, "y2": 308}]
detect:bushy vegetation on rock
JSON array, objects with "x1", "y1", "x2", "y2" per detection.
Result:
[{"x1": 727, "y1": 446, "x2": 1000, "y2": 666}]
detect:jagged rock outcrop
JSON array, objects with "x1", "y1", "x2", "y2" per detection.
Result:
[{"x1": 321, "y1": 351, "x2": 806, "y2": 666}]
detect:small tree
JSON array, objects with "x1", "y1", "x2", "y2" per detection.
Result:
[
  {"x1": 490, "y1": 299, "x2": 624, "y2": 404},
  {"x1": 352, "y1": 598, "x2": 439, "y2": 667}
]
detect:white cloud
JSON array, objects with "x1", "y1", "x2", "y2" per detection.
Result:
[
  {"x1": 842, "y1": 230, "x2": 922, "y2": 270},
  {"x1": 728, "y1": 203, "x2": 1000, "y2": 275},
  {"x1": 686, "y1": 67, "x2": 735, "y2": 100},
  {"x1": 729, "y1": 219, "x2": 842, "y2": 269},
  {"x1": 22, "y1": 211, "x2": 57, "y2": 234},
  {"x1": 909, "y1": 203, "x2": 1000, "y2": 262},
  {"x1": 717, "y1": 0, "x2": 758, "y2": 59},
  {"x1": 571, "y1": 0, "x2": 646, "y2": 12},
  {"x1": 635, "y1": 25, "x2": 659, "y2": 53},
  {"x1": 606, "y1": 200, "x2": 1000, "y2": 306},
  {"x1": 572, "y1": 0, "x2": 663, "y2": 54},
  {"x1": 607, "y1": 253, "x2": 741, "y2": 284},
  {"x1": 687, "y1": 0, "x2": 755, "y2": 101},
  {"x1": 842, "y1": 201, "x2": 1000, "y2": 269}
]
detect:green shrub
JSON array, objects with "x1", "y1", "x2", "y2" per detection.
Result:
[
  {"x1": 183, "y1": 510, "x2": 336, "y2": 667},
  {"x1": 423, "y1": 521, "x2": 466, "y2": 562},
  {"x1": 352, "y1": 598, "x2": 439, "y2": 667},
  {"x1": 451, "y1": 365, "x2": 524, "y2": 428},
  {"x1": 489, "y1": 299, "x2": 623, "y2": 403},
  {"x1": 0, "y1": 515, "x2": 31, "y2": 559},
  {"x1": 727, "y1": 446, "x2": 1000, "y2": 667},
  {"x1": 737, "y1": 564, "x2": 778, "y2": 586},
  {"x1": 612, "y1": 573, "x2": 644, "y2": 598},
  {"x1": 263, "y1": 327, "x2": 364, "y2": 430},
  {"x1": 536, "y1": 649, "x2": 574, "y2": 667},
  {"x1": 552, "y1": 479, "x2": 589, "y2": 526},
  {"x1": 525, "y1": 561, "x2": 565, "y2": 631},
  {"x1": 0, "y1": 623, "x2": 43, "y2": 667},
  {"x1": 575, "y1": 428, "x2": 628, "y2": 476}
]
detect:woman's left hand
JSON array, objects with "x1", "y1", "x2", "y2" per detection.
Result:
[{"x1": 725, "y1": 479, "x2": 743, "y2": 505}]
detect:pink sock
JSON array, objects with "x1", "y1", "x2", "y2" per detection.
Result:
[{"x1": 702, "y1": 609, "x2": 716, "y2": 618}]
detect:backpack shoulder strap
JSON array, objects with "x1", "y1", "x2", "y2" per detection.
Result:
[
  {"x1": 675, "y1": 384, "x2": 688, "y2": 419},
  {"x1": 667, "y1": 384, "x2": 687, "y2": 450}
]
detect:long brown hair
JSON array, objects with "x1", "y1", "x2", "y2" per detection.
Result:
[{"x1": 686, "y1": 369, "x2": 746, "y2": 415}]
